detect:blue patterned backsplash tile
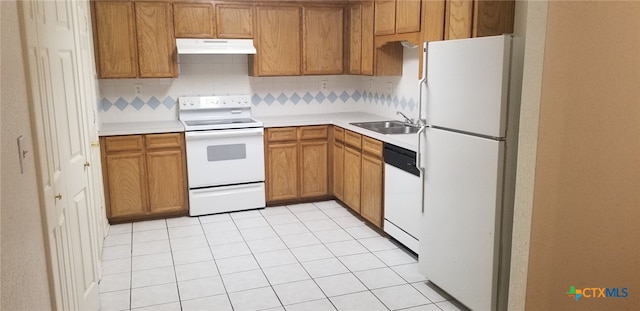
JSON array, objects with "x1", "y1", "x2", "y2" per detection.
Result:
[{"x1": 100, "y1": 90, "x2": 416, "y2": 113}]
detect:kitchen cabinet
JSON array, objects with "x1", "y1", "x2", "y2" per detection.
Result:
[
  {"x1": 360, "y1": 137, "x2": 384, "y2": 227},
  {"x1": 93, "y1": 1, "x2": 138, "y2": 78},
  {"x1": 252, "y1": 6, "x2": 301, "y2": 76},
  {"x1": 332, "y1": 127, "x2": 345, "y2": 201},
  {"x1": 101, "y1": 133, "x2": 188, "y2": 223},
  {"x1": 303, "y1": 6, "x2": 344, "y2": 75},
  {"x1": 173, "y1": 2, "x2": 215, "y2": 38},
  {"x1": 265, "y1": 126, "x2": 329, "y2": 204},
  {"x1": 374, "y1": 0, "x2": 422, "y2": 42},
  {"x1": 252, "y1": 4, "x2": 345, "y2": 77},
  {"x1": 92, "y1": 1, "x2": 176, "y2": 78},
  {"x1": 216, "y1": 4, "x2": 254, "y2": 38},
  {"x1": 349, "y1": 1, "x2": 403, "y2": 76},
  {"x1": 333, "y1": 127, "x2": 384, "y2": 228},
  {"x1": 443, "y1": 0, "x2": 515, "y2": 40},
  {"x1": 343, "y1": 141, "x2": 362, "y2": 213},
  {"x1": 135, "y1": 2, "x2": 177, "y2": 78}
]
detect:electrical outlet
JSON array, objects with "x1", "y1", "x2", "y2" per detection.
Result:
[
  {"x1": 134, "y1": 83, "x2": 143, "y2": 96},
  {"x1": 386, "y1": 82, "x2": 393, "y2": 95},
  {"x1": 321, "y1": 80, "x2": 328, "y2": 91}
]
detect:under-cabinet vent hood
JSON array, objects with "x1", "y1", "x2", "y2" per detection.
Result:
[{"x1": 176, "y1": 38, "x2": 256, "y2": 55}]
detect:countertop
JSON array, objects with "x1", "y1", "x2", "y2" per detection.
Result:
[
  {"x1": 255, "y1": 112, "x2": 419, "y2": 152},
  {"x1": 98, "y1": 120, "x2": 185, "y2": 136},
  {"x1": 98, "y1": 112, "x2": 419, "y2": 152}
]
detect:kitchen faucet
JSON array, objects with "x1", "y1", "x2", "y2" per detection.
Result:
[{"x1": 397, "y1": 111, "x2": 415, "y2": 125}]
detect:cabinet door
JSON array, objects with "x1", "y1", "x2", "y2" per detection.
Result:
[
  {"x1": 146, "y1": 149, "x2": 188, "y2": 215},
  {"x1": 349, "y1": 4, "x2": 362, "y2": 75},
  {"x1": 374, "y1": 0, "x2": 396, "y2": 35},
  {"x1": 135, "y1": 2, "x2": 177, "y2": 78},
  {"x1": 396, "y1": 0, "x2": 421, "y2": 34},
  {"x1": 343, "y1": 146, "x2": 362, "y2": 213},
  {"x1": 266, "y1": 142, "x2": 299, "y2": 201},
  {"x1": 473, "y1": 0, "x2": 515, "y2": 37},
  {"x1": 255, "y1": 6, "x2": 301, "y2": 76},
  {"x1": 216, "y1": 4, "x2": 253, "y2": 38},
  {"x1": 93, "y1": 1, "x2": 137, "y2": 78},
  {"x1": 361, "y1": 153, "x2": 384, "y2": 228},
  {"x1": 361, "y1": 1, "x2": 374, "y2": 75},
  {"x1": 300, "y1": 141, "x2": 328, "y2": 198},
  {"x1": 105, "y1": 152, "x2": 147, "y2": 219},
  {"x1": 444, "y1": 0, "x2": 473, "y2": 40},
  {"x1": 332, "y1": 141, "x2": 345, "y2": 201},
  {"x1": 173, "y1": 2, "x2": 215, "y2": 38},
  {"x1": 303, "y1": 6, "x2": 344, "y2": 75}
]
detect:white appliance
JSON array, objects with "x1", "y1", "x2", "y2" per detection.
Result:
[
  {"x1": 416, "y1": 35, "x2": 520, "y2": 311},
  {"x1": 383, "y1": 143, "x2": 421, "y2": 253},
  {"x1": 176, "y1": 38, "x2": 256, "y2": 55},
  {"x1": 179, "y1": 95, "x2": 266, "y2": 216}
]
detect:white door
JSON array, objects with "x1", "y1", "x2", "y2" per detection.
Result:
[
  {"x1": 21, "y1": 1, "x2": 100, "y2": 310},
  {"x1": 419, "y1": 128, "x2": 504, "y2": 311},
  {"x1": 425, "y1": 35, "x2": 511, "y2": 138}
]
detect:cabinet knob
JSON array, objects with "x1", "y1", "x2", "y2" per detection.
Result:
[
  {"x1": 84, "y1": 162, "x2": 91, "y2": 168},
  {"x1": 54, "y1": 194, "x2": 63, "y2": 200}
]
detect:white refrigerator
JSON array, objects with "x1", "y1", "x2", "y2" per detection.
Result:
[{"x1": 417, "y1": 35, "x2": 521, "y2": 311}]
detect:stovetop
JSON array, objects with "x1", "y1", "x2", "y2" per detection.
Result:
[{"x1": 178, "y1": 95, "x2": 262, "y2": 131}]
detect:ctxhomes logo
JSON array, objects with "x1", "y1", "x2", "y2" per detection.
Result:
[{"x1": 566, "y1": 286, "x2": 628, "y2": 301}]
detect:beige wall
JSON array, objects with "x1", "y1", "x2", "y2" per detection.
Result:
[
  {"x1": 525, "y1": 1, "x2": 640, "y2": 310},
  {"x1": 1, "y1": 1, "x2": 53, "y2": 310}
]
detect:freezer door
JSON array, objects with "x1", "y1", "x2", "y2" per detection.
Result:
[
  {"x1": 419, "y1": 128, "x2": 505, "y2": 311},
  {"x1": 425, "y1": 35, "x2": 511, "y2": 138}
]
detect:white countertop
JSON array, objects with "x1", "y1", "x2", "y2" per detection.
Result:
[
  {"x1": 255, "y1": 112, "x2": 419, "y2": 152},
  {"x1": 98, "y1": 112, "x2": 419, "y2": 151},
  {"x1": 98, "y1": 120, "x2": 185, "y2": 136}
]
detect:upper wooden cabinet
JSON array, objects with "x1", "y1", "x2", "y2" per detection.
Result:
[
  {"x1": 135, "y1": 2, "x2": 177, "y2": 78},
  {"x1": 443, "y1": 0, "x2": 515, "y2": 40},
  {"x1": 216, "y1": 4, "x2": 254, "y2": 38},
  {"x1": 253, "y1": 6, "x2": 301, "y2": 76},
  {"x1": 350, "y1": 1, "x2": 402, "y2": 76},
  {"x1": 173, "y1": 2, "x2": 215, "y2": 38},
  {"x1": 302, "y1": 6, "x2": 344, "y2": 75},
  {"x1": 93, "y1": 1, "x2": 176, "y2": 78},
  {"x1": 252, "y1": 4, "x2": 345, "y2": 77},
  {"x1": 375, "y1": 0, "x2": 422, "y2": 36},
  {"x1": 93, "y1": 1, "x2": 138, "y2": 78}
]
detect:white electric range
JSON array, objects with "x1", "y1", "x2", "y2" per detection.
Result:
[{"x1": 178, "y1": 95, "x2": 265, "y2": 216}]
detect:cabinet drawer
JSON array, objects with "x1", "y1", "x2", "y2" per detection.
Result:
[
  {"x1": 299, "y1": 125, "x2": 328, "y2": 140},
  {"x1": 146, "y1": 133, "x2": 183, "y2": 150},
  {"x1": 344, "y1": 130, "x2": 362, "y2": 149},
  {"x1": 362, "y1": 136, "x2": 383, "y2": 158},
  {"x1": 334, "y1": 126, "x2": 344, "y2": 142},
  {"x1": 104, "y1": 135, "x2": 144, "y2": 153},
  {"x1": 267, "y1": 127, "x2": 298, "y2": 142}
]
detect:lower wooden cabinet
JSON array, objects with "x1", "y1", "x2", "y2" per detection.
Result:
[
  {"x1": 101, "y1": 133, "x2": 188, "y2": 222},
  {"x1": 333, "y1": 127, "x2": 384, "y2": 228},
  {"x1": 265, "y1": 126, "x2": 329, "y2": 203}
]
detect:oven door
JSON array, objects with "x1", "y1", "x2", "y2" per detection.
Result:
[{"x1": 185, "y1": 127, "x2": 265, "y2": 188}]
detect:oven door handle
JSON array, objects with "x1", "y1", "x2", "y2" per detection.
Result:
[{"x1": 185, "y1": 128, "x2": 264, "y2": 140}]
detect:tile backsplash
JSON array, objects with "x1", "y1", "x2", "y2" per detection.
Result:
[{"x1": 98, "y1": 47, "x2": 421, "y2": 124}]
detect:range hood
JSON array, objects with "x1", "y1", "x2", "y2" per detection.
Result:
[{"x1": 176, "y1": 38, "x2": 256, "y2": 55}]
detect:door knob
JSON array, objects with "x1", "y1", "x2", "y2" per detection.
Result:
[{"x1": 54, "y1": 194, "x2": 63, "y2": 200}]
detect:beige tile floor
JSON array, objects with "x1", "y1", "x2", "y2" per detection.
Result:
[{"x1": 99, "y1": 200, "x2": 468, "y2": 311}]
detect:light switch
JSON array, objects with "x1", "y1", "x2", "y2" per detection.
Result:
[{"x1": 17, "y1": 135, "x2": 27, "y2": 174}]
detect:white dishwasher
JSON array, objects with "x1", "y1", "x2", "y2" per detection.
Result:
[{"x1": 383, "y1": 143, "x2": 421, "y2": 253}]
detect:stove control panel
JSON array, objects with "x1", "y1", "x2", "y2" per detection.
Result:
[{"x1": 178, "y1": 95, "x2": 252, "y2": 110}]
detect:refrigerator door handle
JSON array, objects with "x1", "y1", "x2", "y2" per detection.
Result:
[
  {"x1": 416, "y1": 125, "x2": 428, "y2": 213},
  {"x1": 417, "y1": 43, "x2": 428, "y2": 126}
]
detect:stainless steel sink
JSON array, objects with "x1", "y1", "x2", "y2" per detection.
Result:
[{"x1": 350, "y1": 120, "x2": 420, "y2": 135}]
